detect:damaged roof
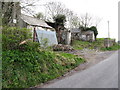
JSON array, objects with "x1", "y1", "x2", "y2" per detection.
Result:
[
  {"x1": 70, "y1": 28, "x2": 81, "y2": 33},
  {"x1": 21, "y1": 14, "x2": 53, "y2": 29},
  {"x1": 81, "y1": 30, "x2": 94, "y2": 35}
]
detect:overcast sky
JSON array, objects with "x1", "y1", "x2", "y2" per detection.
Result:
[{"x1": 32, "y1": 0, "x2": 119, "y2": 41}]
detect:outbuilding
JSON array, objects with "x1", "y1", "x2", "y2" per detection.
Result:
[{"x1": 20, "y1": 14, "x2": 58, "y2": 46}]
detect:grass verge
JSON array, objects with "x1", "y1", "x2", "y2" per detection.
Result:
[
  {"x1": 72, "y1": 38, "x2": 120, "y2": 51},
  {"x1": 100, "y1": 44, "x2": 120, "y2": 51}
]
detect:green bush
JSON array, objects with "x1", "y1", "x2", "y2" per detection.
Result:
[
  {"x1": 2, "y1": 50, "x2": 85, "y2": 88},
  {"x1": 2, "y1": 26, "x2": 32, "y2": 50},
  {"x1": 40, "y1": 38, "x2": 49, "y2": 48},
  {"x1": 19, "y1": 41, "x2": 40, "y2": 51}
]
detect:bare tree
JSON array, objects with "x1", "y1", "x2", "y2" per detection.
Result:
[
  {"x1": 63, "y1": 8, "x2": 81, "y2": 28},
  {"x1": 45, "y1": 2, "x2": 66, "y2": 21},
  {"x1": 64, "y1": 9, "x2": 74, "y2": 28},
  {"x1": 79, "y1": 13, "x2": 102, "y2": 29},
  {"x1": 80, "y1": 13, "x2": 93, "y2": 29},
  {"x1": 20, "y1": 0, "x2": 40, "y2": 16},
  {"x1": 1, "y1": 0, "x2": 41, "y2": 26},
  {"x1": 68, "y1": 14, "x2": 80, "y2": 28},
  {"x1": 94, "y1": 17, "x2": 102, "y2": 27}
]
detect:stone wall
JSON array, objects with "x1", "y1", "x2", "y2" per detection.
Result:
[
  {"x1": 104, "y1": 38, "x2": 116, "y2": 47},
  {"x1": 71, "y1": 33, "x2": 81, "y2": 40},
  {"x1": 80, "y1": 30, "x2": 95, "y2": 42}
]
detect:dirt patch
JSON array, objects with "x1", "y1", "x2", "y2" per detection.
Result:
[
  {"x1": 32, "y1": 49, "x2": 116, "y2": 88},
  {"x1": 68, "y1": 49, "x2": 115, "y2": 71}
]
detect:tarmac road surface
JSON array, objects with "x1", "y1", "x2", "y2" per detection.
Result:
[{"x1": 42, "y1": 51, "x2": 118, "y2": 88}]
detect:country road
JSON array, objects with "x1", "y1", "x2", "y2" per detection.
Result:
[{"x1": 42, "y1": 51, "x2": 118, "y2": 88}]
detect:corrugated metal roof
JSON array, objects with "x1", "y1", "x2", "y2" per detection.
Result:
[
  {"x1": 70, "y1": 28, "x2": 81, "y2": 33},
  {"x1": 81, "y1": 30, "x2": 94, "y2": 35},
  {"x1": 21, "y1": 14, "x2": 53, "y2": 29}
]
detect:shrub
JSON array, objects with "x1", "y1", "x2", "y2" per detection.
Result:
[
  {"x1": 2, "y1": 26, "x2": 32, "y2": 50},
  {"x1": 19, "y1": 41, "x2": 40, "y2": 51},
  {"x1": 2, "y1": 50, "x2": 85, "y2": 88},
  {"x1": 40, "y1": 38, "x2": 48, "y2": 48}
]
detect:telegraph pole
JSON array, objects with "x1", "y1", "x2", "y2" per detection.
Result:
[
  {"x1": 108, "y1": 21, "x2": 110, "y2": 39},
  {"x1": 108, "y1": 21, "x2": 110, "y2": 47}
]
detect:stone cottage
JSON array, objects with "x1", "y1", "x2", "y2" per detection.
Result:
[
  {"x1": 80, "y1": 30, "x2": 95, "y2": 42},
  {"x1": 70, "y1": 28, "x2": 81, "y2": 40},
  {"x1": 70, "y1": 28, "x2": 95, "y2": 42}
]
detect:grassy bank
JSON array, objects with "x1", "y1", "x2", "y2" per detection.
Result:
[
  {"x1": 100, "y1": 44, "x2": 120, "y2": 51},
  {"x1": 2, "y1": 27, "x2": 85, "y2": 88},
  {"x1": 72, "y1": 38, "x2": 104, "y2": 50},
  {"x1": 2, "y1": 50, "x2": 85, "y2": 88},
  {"x1": 72, "y1": 38, "x2": 120, "y2": 51}
]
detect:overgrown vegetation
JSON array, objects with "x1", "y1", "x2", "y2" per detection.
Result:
[
  {"x1": 2, "y1": 27, "x2": 85, "y2": 88},
  {"x1": 3, "y1": 50, "x2": 84, "y2": 88},
  {"x1": 100, "y1": 44, "x2": 120, "y2": 51},
  {"x1": 53, "y1": 14, "x2": 66, "y2": 44},
  {"x1": 2, "y1": 26, "x2": 32, "y2": 50},
  {"x1": 72, "y1": 38, "x2": 104, "y2": 50},
  {"x1": 72, "y1": 38, "x2": 120, "y2": 51}
]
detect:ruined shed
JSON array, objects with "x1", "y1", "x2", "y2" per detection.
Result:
[
  {"x1": 20, "y1": 14, "x2": 58, "y2": 46},
  {"x1": 70, "y1": 28, "x2": 95, "y2": 42},
  {"x1": 81, "y1": 30, "x2": 95, "y2": 42},
  {"x1": 70, "y1": 28, "x2": 81, "y2": 40}
]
